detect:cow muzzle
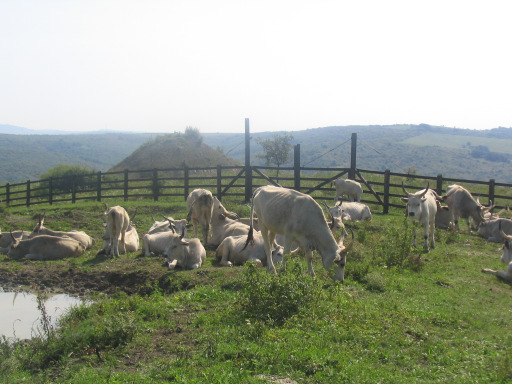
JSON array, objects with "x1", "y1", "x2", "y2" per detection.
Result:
[{"x1": 408, "y1": 212, "x2": 415, "y2": 217}]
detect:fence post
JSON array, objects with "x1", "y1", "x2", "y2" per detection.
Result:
[
  {"x1": 124, "y1": 169, "x2": 129, "y2": 202},
  {"x1": 49, "y1": 177, "x2": 53, "y2": 205},
  {"x1": 349, "y1": 132, "x2": 357, "y2": 180},
  {"x1": 26, "y1": 180, "x2": 31, "y2": 207},
  {"x1": 294, "y1": 144, "x2": 301, "y2": 191},
  {"x1": 489, "y1": 179, "x2": 495, "y2": 205},
  {"x1": 436, "y1": 174, "x2": 443, "y2": 194},
  {"x1": 184, "y1": 166, "x2": 189, "y2": 201},
  {"x1": 152, "y1": 169, "x2": 159, "y2": 201},
  {"x1": 244, "y1": 118, "x2": 252, "y2": 202},
  {"x1": 383, "y1": 169, "x2": 390, "y2": 214},
  {"x1": 6, "y1": 183, "x2": 10, "y2": 206},
  {"x1": 72, "y1": 176, "x2": 76, "y2": 204},
  {"x1": 97, "y1": 172, "x2": 102, "y2": 202},
  {"x1": 217, "y1": 165, "x2": 222, "y2": 201}
]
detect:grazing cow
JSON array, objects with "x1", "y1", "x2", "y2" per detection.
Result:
[
  {"x1": 435, "y1": 201, "x2": 452, "y2": 229},
  {"x1": 0, "y1": 229, "x2": 30, "y2": 254},
  {"x1": 29, "y1": 215, "x2": 93, "y2": 249},
  {"x1": 103, "y1": 203, "x2": 130, "y2": 257},
  {"x1": 333, "y1": 201, "x2": 372, "y2": 222},
  {"x1": 163, "y1": 229, "x2": 206, "y2": 270},
  {"x1": 216, "y1": 233, "x2": 284, "y2": 267},
  {"x1": 442, "y1": 184, "x2": 492, "y2": 233},
  {"x1": 401, "y1": 183, "x2": 437, "y2": 252},
  {"x1": 477, "y1": 218, "x2": 512, "y2": 243},
  {"x1": 7, "y1": 232, "x2": 85, "y2": 260},
  {"x1": 244, "y1": 185, "x2": 354, "y2": 282},
  {"x1": 186, "y1": 189, "x2": 214, "y2": 244},
  {"x1": 331, "y1": 177, "x2": 363, "y2": 203},
  {"x1": 102, "y1": 222, "x2": 139, "y2": 254},
  {"x1": 482, "y1": 222, "x2": 512, "y2": 283},
  {"x1": 207, "y1": 197, "x2": 243, "y2": 247}
]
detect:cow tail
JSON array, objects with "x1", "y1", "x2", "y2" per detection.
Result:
[{"x1": 242, "y1": 191, "x2": 258, "y2": 251}]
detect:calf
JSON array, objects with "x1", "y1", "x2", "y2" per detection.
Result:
[
  {"x1": 103, "y1": 203, "x2": 130, "y2": 257},
  {"x1": 482, "y1": 222, "x2": 512, "y2": 283},
  {"x1": 401, "y1": 183, "x2": 437, "y2": 252},
  {"x1": 331, "y1": 177, "x2": 363, "y2": 203},
  {"x1": 163, "y1": 229, "x2": 206, "y2": 270},
  {"x1": 186, "y1": 189, "x2": 214, "y2": 244},
  {"x1": 29, "y1": 215, "x2": 93, "y2": 249},
  {"x1": 7, "y1": 232, "x2": 85, "y2": 261},
  {"x1": 216, "y1": 233, "x2": 284, "y2": 267}
]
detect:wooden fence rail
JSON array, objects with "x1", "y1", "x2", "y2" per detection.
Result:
[{"x1": 0, "y1": 165, "x2": 511, "y2": 213}]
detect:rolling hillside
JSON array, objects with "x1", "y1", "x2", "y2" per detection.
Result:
[{"x1": 0, "y1": 124, "x2": 511, "y2": 183}]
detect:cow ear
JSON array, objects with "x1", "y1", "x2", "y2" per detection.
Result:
[
  {"x1": 180, "y1": 239, "x2": 190, "y2": 246},
  {"x1": 401, "y1": 197, "x2": 408, "y2": 203}
]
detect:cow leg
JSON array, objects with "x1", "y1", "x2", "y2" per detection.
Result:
[
  {"x1": 412, "y1": 226, "x2": 417, "y2": 248},
  {"x1": 482, "y1": 262, "x2": 512, "y2": 283},
  {"x1": 466, "y1": 218, "x2": 472, "y2": 234},
  {"x1": 168, "y1": 259, "x2": 178, "y2": 270},
  {"x1": 142, "y1": 235, "x2": 151, "y2": 257},
  {"x1": 24, "y1": 253, "x2": 45, "y2": 260},
  {"x1": 218, "y1": 243, "x2": 233, "y2": 267},
  {"x1": 429, "y1": 221, "x2": 436, "y2": 250},
  {"x1": 305, "y1": 249, "x2": 316, "y2": 278},
  {"x1": 261, "y1": 228, "x2": 276, "y2": 274},
  {"x1": 423, "y1": 222, "x2": 430, "y2": 252},
  {"x1": 120, "y1": 232, "x2": 126, "y2": 254}
]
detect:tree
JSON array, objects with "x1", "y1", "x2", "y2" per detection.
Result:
[
  {"x1": 256, "y1": 134, "x2": 294, "y2": 183},
  {"x1": 40, "y1": 164, "x2": 96, "y2": 194}
]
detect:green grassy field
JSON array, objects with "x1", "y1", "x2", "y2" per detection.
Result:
[{"x1": 0, "y1": 199, "x2": 511, "y2": 383}]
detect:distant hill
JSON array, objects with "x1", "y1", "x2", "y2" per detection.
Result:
[
  {"x1": 110, "y1": 132, "x2": 241, "y2": 172},
  {"x1": 0, "y1": 124, "x2": 511, "y2": 184}
]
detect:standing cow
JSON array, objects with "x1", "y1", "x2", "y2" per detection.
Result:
[
  {"x1": 186, "y1": 189, "x2": 214, "y2": 245},
  {"x1": 331, "y1": 178, "x2": 363, "y2": 203},
  {"x1": 401, "y1": 183, "x2": 438, "y2": 252},
  {"x1": 103, "y1": 203, "x2": 130, "y2": 257},
  {"x1": 244, "y1": 185, "x2": 354, "y2": 282}
]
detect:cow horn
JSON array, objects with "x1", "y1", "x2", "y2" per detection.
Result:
[
  {"x1": 418, "y1": 183, "x2": 430, "y2": 198},
  {"x1": 151, "y1": 215, "x2": 157, "y2": 223},
  {"x1": 499, "y1": 221, "x2": 512, "y2": 241},
  {"x1": 322, "y1": 201, "x2": 331, "y2": 211},
  {"x1": 343, "y1": 228, "x2": 355, "y2": 252},
  {"x1": 10, "y1": 231, "x2": 15, "y2": 241},
  {"x1": 401, "y1": 182, "x2": 410, "y2": 196},
  {"x1": 180, "y1": 226, "x2": 185, "y2": 239}
]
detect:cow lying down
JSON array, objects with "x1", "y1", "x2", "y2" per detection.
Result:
[
  {"x1": 6, "y1": 233, "x2": 86, "y2": 260},
  {"x1": 216, "y1": 233, "x2": 284, "y2": 267},
  {"x1": 0, "y1": 229, "x2": 30, "y2": 254},
  {"x1": 163, "y1": 230, "x2": 206, "y2": 270},
  {"x1": 477, "y1": 218, "x2": 512, "y2": 243},
  {"x1": 482, "y1": 223, "x2": 512, "y2": 283}
]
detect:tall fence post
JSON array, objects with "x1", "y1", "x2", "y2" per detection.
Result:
[
  {"x1": 349, "y1": 132, "x2": 357, "y2": 180},
  {"x1": 124, "y1": 169, "x2": 129, "y2": 202},
  {"x1": 244, "y1": 118, "x2": 252, "y2": 202},
  {"x1": 436, "y1": 174, "x2": 443, "y2": 194},
  {"x1": 49, "y1": 177, "x2": 53, "y2": 205},
  {"x1": 6, "y1": 183, "x2": 10, "y2": 206},
  {"x1": 152, "y1": 169, "x2": 159, "y2": 201},
  {"x1": 26, "y1": 180, "x2": 30, "y2": 207},
  {"x1": 96, "y1": 172, "x2": 102, "y2": 202},
  {"x1": 489, "y1": 179, "x2": 495, "y2": 205},
  {"x1": 217, "y1": 165, "x2": 222, "y2": 201},
  {"x1": 184, "y1": 166, "x2": 189, "y2": 201},
  {"x1": 294, "y1": 144, "x2": 301, "y2": 191},
  {"x1": 383, "y1": 169, "x2": 390, "y2": 214}
]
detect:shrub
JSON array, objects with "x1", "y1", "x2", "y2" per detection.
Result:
[
  {"x1": 40, "y1": 164, "x2": 96, "y2": 194},
  {"x1": 237, "y1": 260, "x2": 321, "y2": 326}
]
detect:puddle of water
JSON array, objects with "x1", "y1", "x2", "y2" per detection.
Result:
[{"x1": 0, "y1": 289, "x2": 85, "y2": 341}]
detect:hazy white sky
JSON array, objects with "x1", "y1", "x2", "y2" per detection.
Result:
[{"x1": 1, "y1": 0, "x2": 511, "y2": 133}]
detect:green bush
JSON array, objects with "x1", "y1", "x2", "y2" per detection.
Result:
[
  {"x1": 40, "y1": 164, "x2": 96, "y2": 194},
  {"x1": 237, "y1": 260, "x2": 321, "y2": 326}
]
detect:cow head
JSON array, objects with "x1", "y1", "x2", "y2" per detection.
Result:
[
  {"x1": 322, "y1": 202, "x2": 346, "y2": 235},
  {"x1": 31, "y1": 214, "x2": 45, "y2": 235},
  {"x1": 500, "y1": 221, "x2": 512, "y2": 265},
  {"x1": 213, "y1": 197, "x2": 239, "y2": 220},
  {"x1": 330, "y1": 228, "x2": 354, "y2": 282},
  {"x1": 401, "y1": 182, "x2": 429, "y2": 219}
]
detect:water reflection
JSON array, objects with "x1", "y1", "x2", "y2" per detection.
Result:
[{"x1": 0, "y1": 289, "x2": 84, "y2": 341}]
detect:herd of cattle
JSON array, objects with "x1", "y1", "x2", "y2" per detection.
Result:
[{"x1": 0, "y1": 178, "x2": 511, "y2": 284}]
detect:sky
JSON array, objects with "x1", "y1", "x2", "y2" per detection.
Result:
[{"x1": 1, "y1": 0, "x2": 512, "y2": 134}]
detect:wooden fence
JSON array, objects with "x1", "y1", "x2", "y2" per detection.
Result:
[{"x1": 1, "y1": 165, "x2": 511, "y2": 213}]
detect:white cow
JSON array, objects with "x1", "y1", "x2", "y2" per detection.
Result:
[
  {"x1": 207, "y1": 197, "x2": 243, "y2": 247},
  {"x1": 435, "y1": 201, "x2": 452, "y2": 230},
  {"x1": 0, "y1": 229, "x2": 30, "y2": 254},
  {"x1": 103, "y1": 203, "x2": 130, "y2": 257},
  {"x1": 186, "y1": 189, "x2": 214, "y2": 244},
  {"x1": 163, "y1": 229, "x2": 206, "y2": 270},
  {"x1": 7, "y1": 232, "x2": 85, "y2": 261},
  {"x1": 216, "y1": 233, "x2": 284, "y2": 267},
  {"x1": 142, "y1": 217, "x2": 188, "y2": 257},
  {"x1": 147, "y1": 217, "x2": 188, "y2": 235},
  {"x1": 244, "y1": 185, "x2": 354, "y2": 282},
  {"x1": 482, "y1": 223, "x2": 512, "y2": 283},
  {"x1": 334, "y1": 201, "x2": 372, "y2": 222},
  {"x1": 102, "y1": 222, "x2": 139, "y2": 254},
  {"x1": 442, "y1": 184, "x2": 492, "y2": 233},
  {"x1": 29, "y1": 215, "x2": 93, "y2": 249},
  {"x1": 331, "y1": 177, "x2": 363, "y2": 203},
  {"x1": 401, "y1": 183, "x2": 437, "y2": 252},
  {"x1": 477, "y1": 218, "x2": 512, "y2": 243}
]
